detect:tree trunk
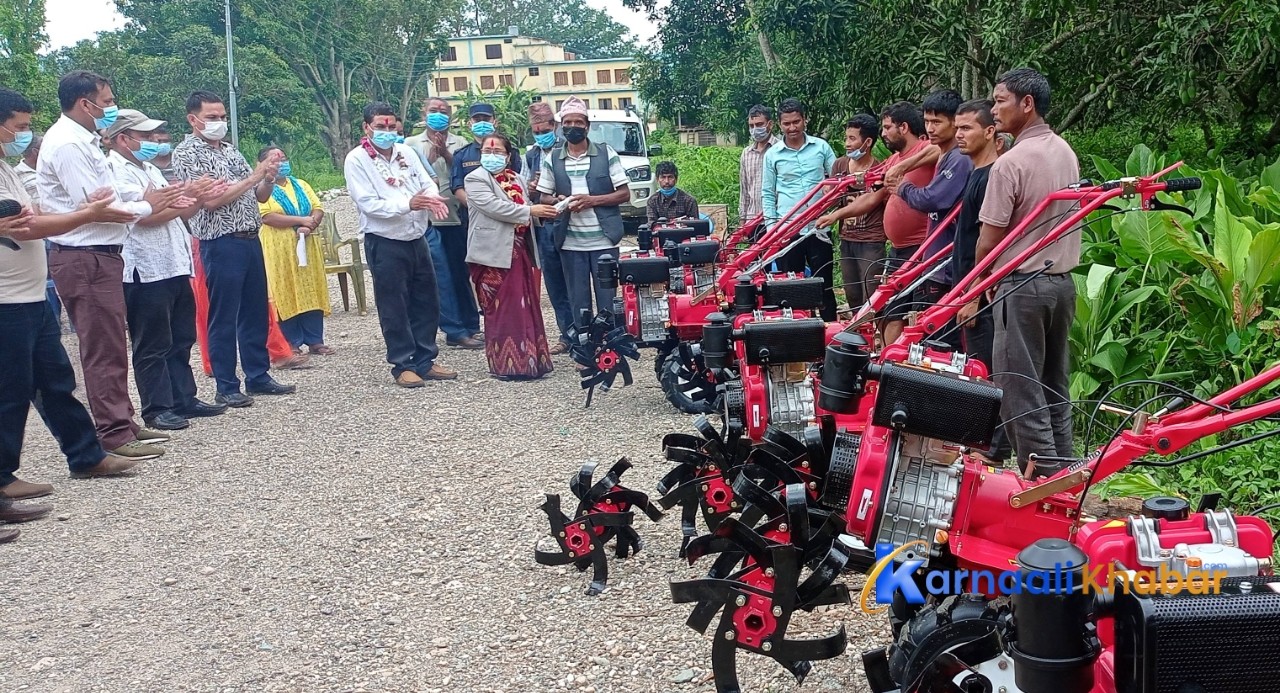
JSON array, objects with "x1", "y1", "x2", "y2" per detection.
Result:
[{"x1": 756, "y1": 30, "x2": 778, "y2": 68}]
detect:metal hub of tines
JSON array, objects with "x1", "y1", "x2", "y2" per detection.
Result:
[
  {"x1": 535, "y1": 458, "x2": 663, "y2": 596},
  {"x1": 568, "y1": 309, "x2": 641, "y2": 407},
  {"x1": 669, "y1": 481, "x2": 852, "y2": 693}
]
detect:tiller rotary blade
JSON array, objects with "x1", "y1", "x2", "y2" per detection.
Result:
[
  {"x1": 569, "y1": 309, "x2": 641, "y2": 407},
  {"x1": 535, "y1": 458, "x2": 663, "y2": 596},
  {"x1": 657, "y1": 415, "x2": 751, "y2": 557},
  {"x1": 670, "y1": 482, "x2": 851, "y2": 693}
]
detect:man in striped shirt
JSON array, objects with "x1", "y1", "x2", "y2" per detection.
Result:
[{"x1": 535, "y1": 97, "x2": 630, "y2": 324}]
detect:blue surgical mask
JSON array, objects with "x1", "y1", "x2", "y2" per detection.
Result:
[
  {"x1": 371, "y1": 130, "x2": 399, "y2": 150},
  {"x1": 89, "y1": 102, "x2": 119, "y2": 130},
  {"x1": 426, "y1": 112, "x2": 451, "y2": 132},
  {"x1": 848, "y1": 147, "x2": 867, "y2": 161},
  {"x1": 153, "y1": 142, "x2": 172, "y2": 158},
  {"x1": 134, "y1": 141, "x2": 166, "y2": 162},
  {"x1": 278, "y1": 161, "x2": 293, "y2": 177},
  {"x1": 1, "y1": 127, "x2": 32, "y2": 157},
  {"x1": 534, "y1": 131, "x2": 557, "y2": 150},
  {"x1": 659, "y1": 186, "x2": 678, "y2": 197},
  {"x1": 396, "y1": 135, "x2": 405, "y2": 144},
  {"x1": 480, "y1": 153, "x2": 507, "y2": 174},
  {"x1": 471, "y1": 121, "x2": 495, "y2": 138}
]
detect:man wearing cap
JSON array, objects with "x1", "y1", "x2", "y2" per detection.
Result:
[
  {"x1": 524, "y1": 100, "x2": 573, "y2": 354},
  {"x1": 447, "y1": 102, "x2": 522, "y2": 350},
  {"x1": 535, "y1": 96, "x2": 630, "y2": 323},
  {"x1": 104, "y1": 109, "x2": 227, "y2": 432},
  {"x1": 39, "y1": 71, "x2": 187, "y2": 461},
  {"x1": 407, "y1": 97, "x2": 480, "y2": 351}
]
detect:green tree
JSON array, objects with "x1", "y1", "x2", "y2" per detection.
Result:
[
  {"x1": 447, "y1": 0, "x2": 637, "y2": 58},
  {"x1": 0, "y1": 0, "x2": 57, "y2": 127}
]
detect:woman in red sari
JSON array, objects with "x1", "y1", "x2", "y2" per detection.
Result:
[{"x1": 462, "y1": 134, "x2": 560, "y2": 380}]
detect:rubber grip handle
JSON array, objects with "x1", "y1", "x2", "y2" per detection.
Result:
[{"x1": 1162, "y1": 177, "x2": 1202, "y2": 192}]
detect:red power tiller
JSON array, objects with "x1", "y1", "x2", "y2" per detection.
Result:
[{"x1": 660, "y1": 166, "x2": 1280, "y2": 692}]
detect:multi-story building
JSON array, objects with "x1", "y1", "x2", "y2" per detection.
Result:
[{"x1": 425, "y1": 31, "x2": 644, "y2": 116}]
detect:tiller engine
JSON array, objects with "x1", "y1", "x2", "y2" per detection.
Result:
[{"x1": 535, "y1": 458, "x2": 663, "y2": 596}]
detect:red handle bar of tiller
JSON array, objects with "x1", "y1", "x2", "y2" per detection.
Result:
[
  {"x1": 722, "y1": 213, "x2": 765, "y2": 248},
  {"x1": 715, "y1": 168, "x2": 887, "y2": 295},
  {"x1": 899, "y1": 162, "x2": 1192, "y2": 344},
  {"x1": 848, "y1": 203, "x2": 964, "y2": 324}
]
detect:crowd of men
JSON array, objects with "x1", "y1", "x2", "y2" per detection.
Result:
[
  {"x1": 745, "y1": 67, "x2": 1078, "y2": 477},
  {"x1": 0, "y1": 64, "x2": 1077, "y2": 542}
]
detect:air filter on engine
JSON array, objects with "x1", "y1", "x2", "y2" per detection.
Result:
[
  {"x1": 761, "y1": 277, "x2": 825, "y2": 311},
  {"x1": 741, "y1": 318, "x2": 827, "y2": 366},
  {"x1": 617, "y1": 256, "x2": 672, "y2": 285},
  {"x1": 679, "y1": 239, "x2": 721, "y2": 266},
  {"x1": 656, "y1": 226, "x2": 701, "y2": 247},
  {"x1": 868, "y1": 363, "x2": 1002, "y2": 447}
]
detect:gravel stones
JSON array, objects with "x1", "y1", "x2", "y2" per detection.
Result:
[{"x1": 1, "y1": 193, "x2": 885, "y2": 692}]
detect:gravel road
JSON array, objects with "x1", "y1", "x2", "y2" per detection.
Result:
[{"x1": 1, "y1": 195, "x2": 885, "y2": 693}]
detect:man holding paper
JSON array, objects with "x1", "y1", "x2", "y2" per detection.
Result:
[{"x1": 344, "y1": 102, "x2": 456, "y2": 388}]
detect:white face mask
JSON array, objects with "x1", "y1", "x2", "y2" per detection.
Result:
[{"x1": 197, "y1": 117, "x2": 228, "y2": 141}]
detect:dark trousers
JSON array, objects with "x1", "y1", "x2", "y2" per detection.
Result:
[
  {"x1": 838, "y1": 239, "x2": 887, "y2": 310},
  {"x1": 780, "y1": 233, "x2": 836, "y2": 321},
  {"x1": 0, "y1": 301, "x2": 105, "y2": 484},
  {"x1": 124, "y1": 275, "x2": 199, "y2": 421},
  {"x1": 364, "y1": 233, "x2": 441, "y2": 378},
  {"x1": 200, "y1": 235, "x2": 272, "y2": 395},
  {"x1": 963, "y1": 308, "x2": 1012, "y2": 462},
  {"x1": 279, "y1": 310, "x2": 325, "y2": 348},
  {"x1": 993, "y1": 274, "x2": 1076, "y2": 474},
  {"x1": 561, "y1": 247, "x2": 620, "y2": 326},
  {"x1": 535, "y1": 223, "x2": 573, "y2": 345},
  {"x1": 881, "y1": 244, "x2": 921, "y2": 323},
  {"x1": 914, "y1": 280, "x2": 964, "y2": 352},
  {"x1": 427, "y1": 224, "x2": 480, "y2": 341},
  {"x1": 47, "y1": 247, "x2": 139, "y2": 449}
]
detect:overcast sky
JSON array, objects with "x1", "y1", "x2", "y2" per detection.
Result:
[{"x1": 43, "y1": 0, "x2": 661, "y2": 50}]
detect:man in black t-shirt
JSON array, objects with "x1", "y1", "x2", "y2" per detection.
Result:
[{"x1": 952, "y1": 98, "x2": 1010, "y2": 461}]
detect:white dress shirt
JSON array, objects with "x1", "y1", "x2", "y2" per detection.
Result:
[
  {"x1": 343, "y1": 142, "x2": 438, "y2": 242},
  {"x1": 107, "y1": 151, "x2": 194, "y2": 283},
  {"x1": 36, "y1": 114, "x2": 151, "y2": 247}
]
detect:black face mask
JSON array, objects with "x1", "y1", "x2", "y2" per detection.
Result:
[{"x1": 563, "y1": 126, "x2": 588, "y2": 145}]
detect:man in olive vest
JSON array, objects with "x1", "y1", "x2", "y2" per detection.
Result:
[{"x1": 534, "y1": 96, "x2": 631, "y2": 322}]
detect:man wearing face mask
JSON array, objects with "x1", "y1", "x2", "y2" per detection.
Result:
[
  {"x1": 172, "y1": 90, "x2": 297, "y2": 407},
  {"x1": 104, "y1": 110, "x2": 226, "y2": 431},
  {"x1": 645, "y1": 161, "x2": 699, "y2": 225},
  {"x1": 739, "y1": 105, "x2": 779, "y2": 225},
  {"x1": 406, "y1": 97, "x2": 480, "y2": 350},
  {"x1": 12, "y1": 132, "x2": 41, "y2": 202},
  {"x1": 523, "y1": 101, "x2": 573, "y2": 355},
  {"x1": 39, "y1": 70, "x2": 187, "y2": 461},
  {"x1": 818, "y1": 114, "x2": 885, "y2": 310}
]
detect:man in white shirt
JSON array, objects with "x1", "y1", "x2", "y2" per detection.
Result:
[
  {"x1": 344, "y1": 102, "x2": 455, "y2": 388},
  {"x1": 0, "y1": 86, "x2": 151, "y2": 506},
  {"x1": 535, "y1": 96, "x2": 630, "y2": 325},
  {"x1": 103, "y1": 109, "x2": 227, "y2": 432},
  {"x1": 38, "y1": 71, "x2": 185, "y2": 461}
]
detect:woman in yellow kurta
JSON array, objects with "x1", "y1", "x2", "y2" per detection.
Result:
[{"x1": 257, "y1": 146, "x2": 334, "y2": 355}]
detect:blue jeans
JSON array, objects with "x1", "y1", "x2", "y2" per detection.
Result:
[
  {"x1": 200, "y1": 235, "x2": 272, "y2": 395},
  {"x1": 426, "y1": 224, "x2": 479, "y2": 341},
  {"x1": 279, "y1": 310, "x2": 325, "y2": 349},
  {"x1": 535, "y1": 223, "x2": 573, "y2": 345},
  {"x1": 0, "y1": 300, "x2": 105, "y2": 484}
]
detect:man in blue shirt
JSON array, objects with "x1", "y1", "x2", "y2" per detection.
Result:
[{"x1": 761, "y1": 98, "x2": 837, "y2": 320}]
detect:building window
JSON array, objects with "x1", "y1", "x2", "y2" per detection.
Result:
[
  {"x1": 499, "y1": 74, "x2": 513, "y2": 87},
  {"x1": 480, "y1": 75, "x2": 495, "y2": 90},
  {"x1": 532, "y1": 96, "x2": 542, "y2": 102},
  {"x1": 619, "y1": 97, "x2": 633, "y2": 110},
  {"x1": 555, "y1": 100, "x2": 564, "y2": 110},
  {"x1": 599, "y1": 98, "x2": 612, "y2": 110},
  {"x1": 453, "y1": 76, "x2": 468, "y2": 92},
  {"x1": 554, "y1": 71, "x2": 568, "y2": 86},
  {"x1": 580, "y1": 99, "x2": 590, "y2": 109},
  {"x1": 442, "y1": 46, "x2": 457, "y2": 62},
  {"x1": 597, "y1": 70, "x2": 611, "y2": 84},
  {"x1": 615, "y1": 69, "x2": 630, "y2": 84},
  {"x1": 528, "y1": 67, "x2": 540, "y2": 76},
  {"x1": 571, "y1": 70, "x2": 586, "y2": 85},
  {"x1": 435, "y1": 78, "x2": 450, "y2": 93},
  {"x1": 485, "y1": 44, "x2": 502, "y2": 59}
]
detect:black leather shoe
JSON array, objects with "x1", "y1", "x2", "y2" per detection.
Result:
[
  {"x1": 215, "y1": 392, "x2": 254, "y2": 408},
  {"x1": 144, "y1": 411, "x2": 190, "y2": 431},
  {"x1": 180, "y1": 399, "x2": 228, "y2": 418},
  {"x1": 246, "y1": 379, "x2": 296, "y2": 396}
]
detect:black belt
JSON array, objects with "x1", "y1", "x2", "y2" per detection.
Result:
[
  {"x1": 51, "y1": 243, "x2": 122, "y2": 254},
  {"x1": 226, "y1": 230, "x2": 260, "y2": 239}
]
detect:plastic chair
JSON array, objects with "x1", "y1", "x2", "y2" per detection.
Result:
[{"x1": 318, "y1": 214, "x2": 368, "y2": 315}]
